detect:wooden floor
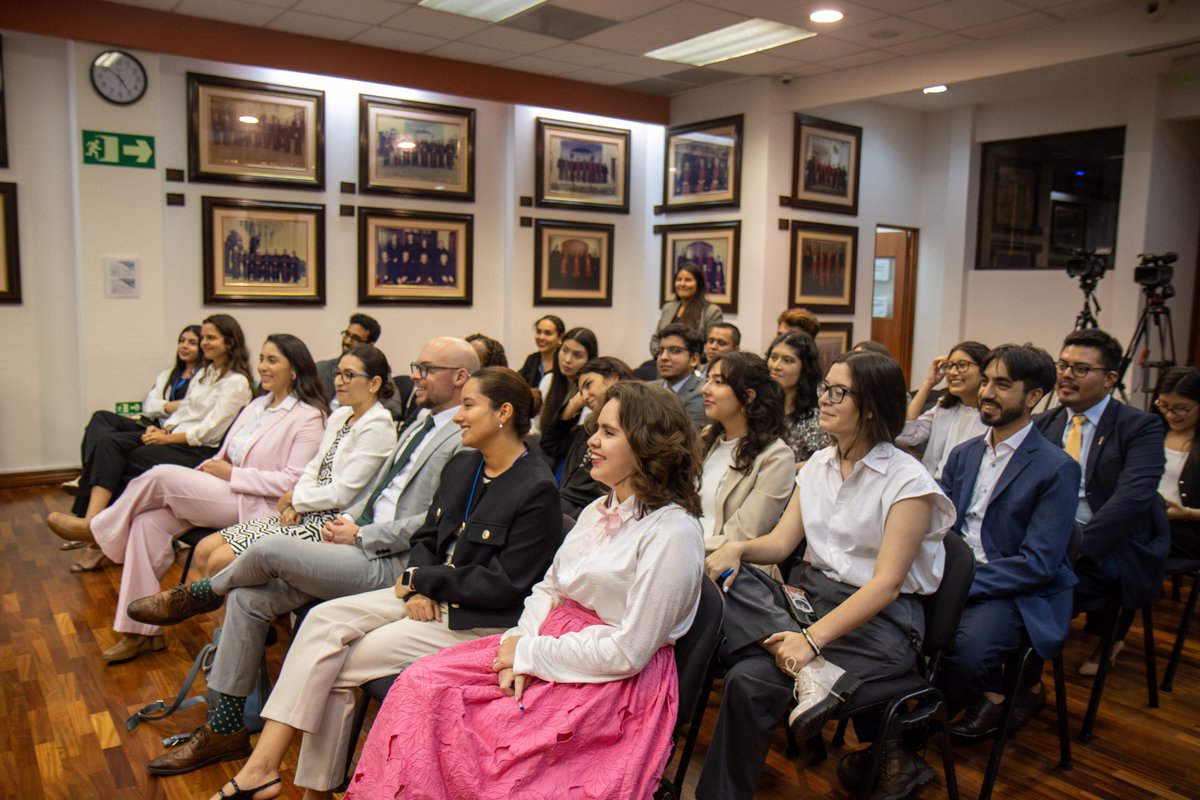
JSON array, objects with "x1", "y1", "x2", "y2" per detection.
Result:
[{"x1": 3, "y1": 483, "x2": 1200, "y2": 799}]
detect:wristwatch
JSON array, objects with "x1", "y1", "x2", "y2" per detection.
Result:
[{"x1": 401, "y1": 566, "x2": 418, "y2": 591}]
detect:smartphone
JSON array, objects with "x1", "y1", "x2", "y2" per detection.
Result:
[{"x1": 782, "y1": 584, "x2": 819, "y2": 627}]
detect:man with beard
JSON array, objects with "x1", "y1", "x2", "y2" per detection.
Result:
[{"x1": 933, "y1": 344, "x2": 1080, "y2": 748}]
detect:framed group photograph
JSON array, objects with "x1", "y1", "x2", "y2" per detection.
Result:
[
  {"x1": 533, "y1": 219, "x2": 613, "y2": 306},
  {"x1": 658, "y1": 220, "x2": 739, "y2": 312},
  {"x1": 816, "y1": 321, "x2": 853, "y2": 355},
  {"x1": 358, "y1": 208, "x2": 473, "y2": 305},
  {"x1": 360, "y1": 95, "x2": 475, "y2": 201},
  {"x1": 536, "y1": 118, "x2": 630, "y2": 213},
  {"x1": 202, "y1": 197, "x2": 325, "y2": 305},
  {"x1": 788, "y1": 220, "x2": 858, "y2": 313},
  {"x1": 788, "y1": 114, "x2": 862, "y2": 216},
  {"x1": 662, "y1": 115, "x2": 742, "y2": 212},
  {"x1": 0, "y1": 183, "x2": 20, "y2": 304},
  {"x1": 188, "y1": 73, "x2": 324, "y2": 189}
]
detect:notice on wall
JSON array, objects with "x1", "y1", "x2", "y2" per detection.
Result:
[{"x1": 103, "y1": 256, "x2": 140, "y2": 298}]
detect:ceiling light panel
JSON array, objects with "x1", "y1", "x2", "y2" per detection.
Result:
[
  {"x1": 418, "y1": 0, "x2": 545, "y2": 24},
  {"x1": 645, "y1": 19, "x2": 816, "y2": 66}
]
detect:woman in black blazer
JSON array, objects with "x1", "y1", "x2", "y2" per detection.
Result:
[{"x1": 1157, "y1": 367, "x2": 1200, "y2": 558}]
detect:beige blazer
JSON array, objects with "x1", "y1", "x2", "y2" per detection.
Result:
[{"x1": 703, "y1": 437, "x2": 795, "y2": 553}]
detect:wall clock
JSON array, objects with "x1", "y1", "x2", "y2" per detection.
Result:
[{"x1": 90, "y1": 49, "x2": 147, "y2": 105}]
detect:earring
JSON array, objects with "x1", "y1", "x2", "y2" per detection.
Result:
[
  {"x1": 292, "y1": 373, "x2": 297, "y2": 381},
  {"x1": 498, "y1": 422, "x2": 504, "y2": 429}
]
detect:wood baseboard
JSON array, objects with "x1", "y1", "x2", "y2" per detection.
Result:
[{"x1": 0, "y1": 468, "x2": 80, "y2": 489}]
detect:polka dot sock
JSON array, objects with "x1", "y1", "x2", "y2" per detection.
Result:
[
  {"x1": 208, "y1": 692, "x2": 246, "y2": 736},
  {"x1": 188, "y1": 578, "x2": 216, "y2": 602}
]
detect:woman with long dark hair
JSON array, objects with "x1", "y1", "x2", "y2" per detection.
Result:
[
  {"x1": 535, "y1": 326, "x2": 598, "y2": 438},
  {"x1": 48, "y1": 314, "x2": 255, "y2": 539},
  {"x1": 897, "y1": 340, "x2": 989, "y2": 479},
  {"x1": 1157, "y1": 366, "x2": 1200, "y2": 558},
  {"x1": 767, "y1": 331, "x2": 830, "y2": 465},
  {"x1": 648, "y1": 261, "x2": 724, "y2": 358},
  {"x1": 517, "y1": 315, "x2": 564, "y2": 392}
]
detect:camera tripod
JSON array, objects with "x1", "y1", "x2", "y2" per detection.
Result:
[
  {"x1": 1074, "y1": 280, "x2": 1102, "y2": 330},
  {"x1": 1116, "y1": 292, "x2": 1177, "y2": 410}
]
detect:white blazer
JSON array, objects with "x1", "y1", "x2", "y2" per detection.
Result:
[{"x1": 292, "y1": 402, "x2": 397, "y2": 513}]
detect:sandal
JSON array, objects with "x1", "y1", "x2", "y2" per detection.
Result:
[
  {"x1": 217, "y1": 777, "x2": 282, "y2": 799},
  {"x1": 70, "y1": 544, "x2": 113, "y2": 573}
]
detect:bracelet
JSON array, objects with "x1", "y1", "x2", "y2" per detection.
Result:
[{"x1": 801, "y1": 628, "x2": 822, "y2": 658}]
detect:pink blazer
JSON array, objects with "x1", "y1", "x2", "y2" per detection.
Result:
[{"x1": 204, "y1": 396, "x2": 326, "y2": 522}]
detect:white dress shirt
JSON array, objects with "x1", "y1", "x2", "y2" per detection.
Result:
[
  {"x1": 163, "y1": 365, "x2": 253, "y2": 447},
  {"x1": 961, "y1": 422, "x2": 1034, "y2": 564},
  {"x1": 368, "y1": 406, "x2": 458, "y2": 524},
  {"x1": 1159, "y1": 446, "x2": 1187, "y2": 505},
  {"x1": 1063, "y1": 394, "x2": 1111, "y2": 524}
]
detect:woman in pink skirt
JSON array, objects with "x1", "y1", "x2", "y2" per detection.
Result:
[{"x1": 347, "y1": 380, "x2": 705, "y2": 800}]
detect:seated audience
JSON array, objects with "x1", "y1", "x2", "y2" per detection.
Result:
[
  {"x1": 77, "y1": 335, "x2": 327, "y2": 662},
  {"x1": 344, "y1": 381, "x2": 705, "y2": 799},
  {"x1": 190, "y1": 344, "x2": 398, "y2": 576},
  {"x1": 517, "y1": 314, "x2": 564, "y2": 400},
  {"x1": 138, "y1": 367, "x2": 562, "y2": 794},
  {"x1": 767, "y1": 332, "x2": 831, "y2": 464},
  {"x1": 649, "y1": 261, "x2": 723, "y2": 358},
  {"x1": 938, "y1": 344, "x2": 1080, "y2": 741},
  {"x1": 776, "y1": 307, "x2": 820, "y2": 339},
  {"x1": 852, "y1": 340, "x2": 893, "y2": 358},
  {"x1": 655, "y1": 322, "x2": 707, "y2": 429},
  {"x1": 540, "y1": 356, "x2": 635, "y2": 518},
  {"x1": 699, "y1": 352, "x2": 794, "y2": 572},
  {"x1": 1156, "y1": 366, "x2": 1200, "y2": 558},
  {"x1": 48, "y1": 314, "x2": 254, "y2": 538},
  {"x1": 699, "y1": 352, "x2": 954, "y2": 800},
  {"x1": 700, "y1": 322, "x2": 740, "y2": 377},
  {"x1": 897, "y1": 341, "x2": 989, "y2": 479},
  {"x1": 534, "y1": 327, "x2": 597, "y2": 438},
  {"x1": 466, "y1": 332, "x2": 508, "y2": 367},
  {"x1": 1035, "y1": 328, "x2": 1168, "y2": 676}
]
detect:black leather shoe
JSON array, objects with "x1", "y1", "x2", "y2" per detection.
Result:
[
  {"x1": 1011, "y1": 684, "x2": 1047, "y2": 729},
  {"x1": 146, "y1": 724, "x2": 249, "y2": 775},
  {"x1": 837, "y1": 739, "x2": 935, "y2": 800},
  {"x1": 949, "y1": 695, "x2": 1005, "y2": 739}
]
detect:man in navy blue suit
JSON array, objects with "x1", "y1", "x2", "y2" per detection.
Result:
[
  {"x1": 1035, "y1": 329, "x2": 1168, "y2": 675},
  {"x1": 938, "y1": 344, "x2": 1081, "y2": 738}
]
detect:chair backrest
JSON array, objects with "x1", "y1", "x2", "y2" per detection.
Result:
[
  {"x1": 673, "y1": 576, "x2": 724, "y2": 723},
  {"x1": 921, "y1": 531, "x2": 976, "y2": 657}
]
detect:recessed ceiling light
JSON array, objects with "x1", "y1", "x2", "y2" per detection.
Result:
[
  {"x1": 418, "y1": 0, "x2": 544, "y2": 23},
  {"x1": 809, "y1": 9, "x2": 844, "y2": 24},
  {"x1": 922, "y1": 85, "x2": 948, "y2": 94},
  {"x1": 645, "y1": 19, "x2": 816, "y2": 67}
]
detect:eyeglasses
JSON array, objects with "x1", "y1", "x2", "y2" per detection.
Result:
[
  {"x1": 658, "y1": 346, "x2": 690, "y2": 358},
  {"x1": 816, "y1": 381, "x2": 856, "y2": 404},
  {"x1": 410, "y1": 362, "x2": 457, "y2": 379},
  {"x1": 333, "y1": 369, "x2": 370, "y2": 383},
  {"x1": 938, "y1": 360, "x2": 978, "y2": 375},
  {"x1": 1054, "y1": 361, "x2": 1109, "y2": 379},
  {"x1": 341, "y1": 329, "x2": 369, "y2": 345},
  {"x1": 1155, "y1": 399, "x2": 1198, "y2": 417}
]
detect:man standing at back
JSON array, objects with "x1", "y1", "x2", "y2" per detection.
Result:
[{"x1": 1035, "y1": 328, "x2": 1168, "y2": 675}]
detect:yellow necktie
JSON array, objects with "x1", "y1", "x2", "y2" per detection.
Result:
[{"x1": 1065, "y1": 414, "x2": 1086, "y2": 462}]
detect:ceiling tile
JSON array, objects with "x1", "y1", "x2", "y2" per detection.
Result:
[
  {"x1": 1042, "y1": 0, "x2": 1126, "y2": 20},
  {"x1": 537, "y1": 43, "x2": 621, "y2": 67},
  {"x1": 349, "y1": 26, "x2": 447, "y2": 52},
  {"x1": 824, "y1": 49, "x2": 899, "y2": 70},
  {"x1": 106, "y1": 0, "x2": 185, "y2": 11},
  {"x1": 174, "y1": 0, "x2": 283, "y2": 26},
  {"x1": 662, "y1": 66, "x2": 747, "y2": 85},
  {"x1": 503, "y1": 5, "x2": 614, "y2": 39},
  {"x1": 494, "y1": 54, "x2": 577, "y2": 76},
  {"x1": 690, "y1": 0, "x2": 886, "y2": 30},
  {"x1": 851, "y1": 0, "x2": 943, "y2": 12},
  {"x1": 292, "y1": 0, "x2": 399, "y2": 24},
  {"x1": 549, "y1": 0, "x2": 678, "y2": 23},
  {"x1": 593, "y1": 53, "x2": 683, "y2": 77},
  {"x1": 884, "y1": 31, "x2": 972, "y2": 56},
  {"x1": 959, "y1": 11, "x2": 1058, "y2": 39},
  {"x1": 559, "y1": 66, "x2": 647, "y2": 86},
  {"x1": 827, "y1": 16, "x2": 944, "y2": 47},
  {"x1": 381, "y1": 6, "x2": 491, "y2": 37},
  {"x1": 241, "y1": 0, "x2": 303, "y2": 9},
  {"x1": 769, "y1": 35, "x2": 867, "y2": 62},
  {"x1": 634, "y1": 2, "x2": 749, "y2": 37},
  {"x1": 425, "y1": 41, "x2": 517, "y2": 64},
  {"x1": 459, "y1": 25, "x2": 565, "y2": 53},
  {"x1": 268, "y1": 10, "x2": 370, "y2": 37},
  {"x1": 576, "y1": 23, "x2": 686, "y2": 56},
  {"x1": 712, "y1": 51, "x2": 802, "y2": 76},
  {"x1": 903, "y1": 0, "x2": 1030, "y2": 31},
  {"x1": 616, "y1": 77, "x2": 697, "y2": 95}
]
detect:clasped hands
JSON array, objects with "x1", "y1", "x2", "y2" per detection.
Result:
[{"x1": 493, "y1": 634, "x2": 530, "y2": 705}]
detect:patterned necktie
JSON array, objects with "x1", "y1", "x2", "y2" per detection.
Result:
[
  {"x1": 1065, "y1": 414, "x2": 1086, "y2": 462},
  {"x1": 355, "y1": 416, "x2": 436, "y2": 525}
]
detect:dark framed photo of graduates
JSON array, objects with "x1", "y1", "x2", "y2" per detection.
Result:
[
  {"x1": 359, "y1": 96, "x2": 475, "y2": 201},
  {"x1": 535, "y1": 119, "x2": 630, "y2": 214},
  {"x1": 787, "y1": 114, "x2": 862, "y2": 216},
  {"x1": 188, "y1": 73, "x2": 325, "y2": 189},
  {"x1": 202, "y1": 197, "x2": 325, "y2": 306},
  {"x1": 0, "y1": 183, "x2": 20, "y2": 304},
  {"x1": 662, "y1": 115, "x2": 742, "y2": 212},
  {"x1": 657, "y1": 220, "x2": 739, "y2": 313},
  {"x1": 788, "y1": 220, "x2": 858, "y2": 313},
  {"x1": 358, "y1": 207, "x2": 473, "y2": 305},
  {"x1": 815, "y1": 321, "x2": 853, "y2": 355},
  {"x1": 533, "y1": 219, "x2": 613, "y2": 306}
]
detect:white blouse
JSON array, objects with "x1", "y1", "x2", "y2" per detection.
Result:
[
  {"x1": 799, "y1": 442, "x2": 956, "y2": 595},
  {"x1": 509, "y1": 496, "x2": 704, "y2": 684},
  {"x1": 291, "y1": 402, "x2": 397, "y2": 513},
  {"x1": 163, "y1": 365, "x2": 253, "y2": 447},
  {"x1": 699, "y1": 437, "x2": 739, "y2": 538},
  {"x1": 896, "y1": 402, "x2": 987, "y2": 480},
  {"x1": 224, "y1": 394, "x2": 298, "y2": 467},
  {"x1": 1159, "y1": 447, "x2": 1188, "y2": 505}
]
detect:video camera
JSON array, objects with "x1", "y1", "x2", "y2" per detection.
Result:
[
  {"x1": 1066, "y1": 248, "x2": 1110, "y2": 288},
  {"x1": 1134, "y1": 251, "x2": 1176, "y2": 298}
]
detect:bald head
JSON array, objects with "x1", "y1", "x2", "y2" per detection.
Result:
[{"x1": 412, "y1": 337, "x2": 479, "y2": 413}]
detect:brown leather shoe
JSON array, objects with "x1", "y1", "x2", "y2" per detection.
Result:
[
  {"x1": 47, "y1": 511, "x2": 94, "y2": 543},
  {"x1": 949, "y1": 694, "x2": 1005, "y2": 739},
  {"x1": 127, "y1": 586, "x2": 223, "y2": 626},
  {"x1": 101, "y1": 633, "x2": 166, "y2": 664},
  {"x1": 837, "y1": 739, "x2": 935, "y2": 799},
  {"x1": 146, "y1": 724, "x2": 250, "y2": 775}
]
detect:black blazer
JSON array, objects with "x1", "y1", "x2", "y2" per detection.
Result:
[
  {"x1": 407, "y1": 449, "x2": 563, "y2": 630},
  {"x1": 1036, "y1": 399, "x2": 1170, "y2": 610},
  {"x1": 540, "y1": 417, "x2": 604, "y2": 518}
]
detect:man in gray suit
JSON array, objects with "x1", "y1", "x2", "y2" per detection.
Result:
[
  {"x1": 655, "y1": 322, "x2": 707, "y2": 429},
  {"x1": 130, "y1": 337, "x2": 480, "y2": 774}
]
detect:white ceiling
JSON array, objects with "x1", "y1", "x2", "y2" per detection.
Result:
[{"x1": 106, "y1": 0, "x2": 1157, "y2": 96}]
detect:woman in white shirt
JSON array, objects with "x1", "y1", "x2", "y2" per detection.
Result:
[
  {"x1": 699, "y1": 351, "x2": 795, "y2": 571},
  {"x1": 190, "y1": 344, "x2": 398, "y2": 576},
  {"x1": 49, "y1": 314, "x2": 254, "y2": 539},
  {"x1": 700, "y1": 352, "x2": 955, "y2": 800},
  {"x1": 897, "y1": 340, "x2": 989, "y2": 479},
  {"x1": 533, "y1": 326, "x2": 597, "y2": 439}
]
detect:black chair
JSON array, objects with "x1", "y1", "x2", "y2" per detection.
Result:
[
  {"x1": 1155, "y1": 555, "x2": 1200, "y2": 692},
  {"x1": 175, "y1": 527, "x2": 216, "y2": 584},
  {"x1": 827, "y1": 532, "x2": 975, "y2": 800}
]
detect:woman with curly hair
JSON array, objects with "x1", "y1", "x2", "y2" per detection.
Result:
[{"x1": 767, "y1": 331, "x2": 831, "y2": 465}]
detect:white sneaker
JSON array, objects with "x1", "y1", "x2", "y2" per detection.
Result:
[{"x1": 787, "y1": 657, "x2": 862, "y2": 741}]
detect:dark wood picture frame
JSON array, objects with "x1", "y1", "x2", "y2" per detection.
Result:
[
  {"x1": 188, "y1": 73, "x2": 325, "y2": 189},
  {"x1": 788, "y1": 114, "x2": 862, "y2": 216},
  {"x1": 535, "y1": 118, "x2": 630, "y2": 214},
  {"x1": 359, "y1": 95, "x2": 475, "y2": 201},
  {"x1": 788, "y1": 220, "x2": 858, "y2": 313},
  {"x1": 358, "y1": 207, "x2": 473, "y2": 305},
  {"x1": 202, "y1": 196, "x2": 325, "y2": 306},
  {"x1": 533, "y1": 219, "x2": 614, "y2": 306},
  {"x1": 0, "y1": 37, "x2": 8, "y2": 170},
  {"x1": 662, "y1": 115, "x2": 742, "y2": 212},
  {"x1": 816, "y1": 321, "x2": 853, "y2": 354},
  {"x1": 657, "y1": 220, "x2": 740, "y2": 313},
  {"x1": 0, "y1": 183, "x2": 20, "y2": 304}
]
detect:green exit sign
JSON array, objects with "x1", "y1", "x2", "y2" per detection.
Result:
[
  {"x1": 83, "y1": 130, "x2": 155, "y2": 169},
  {"x1": 115, "y1": 401, "x2": 143, "y2": 415}
]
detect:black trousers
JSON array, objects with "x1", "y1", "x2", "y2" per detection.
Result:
[
  {"x1": 1170, "y1": 519, "x2": 1200, "y2": 559},
  {"x1": 79, "y1": 410, "x2": 143, "y2": 466},
  {"x1": 71, "y1": 430, "x2": 215, "y2": 516}
]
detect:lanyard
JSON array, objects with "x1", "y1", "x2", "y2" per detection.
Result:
[{"x1": 461, "y1": 449, "x2": 527, "y2": 530}]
